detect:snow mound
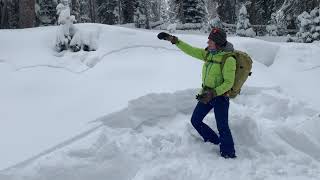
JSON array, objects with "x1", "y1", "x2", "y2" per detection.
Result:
[
  {"x1": 2, "y1": 87, "x2": 320, "y2": 180},
  {"x1": 230, "y1": 37, "x2": 280, "y2": 67}
]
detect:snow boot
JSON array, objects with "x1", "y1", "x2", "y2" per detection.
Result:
[{"x1": 220, "y1": 151, "x2": 237, "y2": 159}]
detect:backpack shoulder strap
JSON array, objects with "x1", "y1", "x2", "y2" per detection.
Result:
[{"x1": 221, "y1": 52, "x2": 236, "y2": 67}]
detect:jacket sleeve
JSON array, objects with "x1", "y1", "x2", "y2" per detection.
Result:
[
  {"x1": 175, "y1": 40, "x2": 207, "y2": 61},
  {"x1": 215, "y1": 56, "x2": 236, "y2": 96}
]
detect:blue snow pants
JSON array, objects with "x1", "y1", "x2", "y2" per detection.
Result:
[{"x1": 191, "y1": 96, "x2": 235, "y2": 155}]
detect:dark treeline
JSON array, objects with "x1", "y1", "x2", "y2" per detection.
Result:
[{"x1": 1, "y1": 0, "x2": 319, "y2": 29}]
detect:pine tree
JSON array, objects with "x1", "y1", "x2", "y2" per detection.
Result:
[
  {"x1": 122, "y1": 0, "x2": 135, "y2": 23},
  {"x1": 79, "y1": 0, "x2": 91, "y2": 22},
  {"x1": 96, "y1": 0, "x2": 119, "y2": 25},
  {"x1": 310, "y1": 7, "x2": 320, "y2": 41},
  {"x1": 206, "y1": 0, "x2": 218, "y2": 20},
  {"x1": 1, "y1": 0, "x2": 19, "y2": 28},
  {"x1": 296, "y1": 11, "x2": 313, "y2": 43},
  {"x1": 168, "y1": 0, "x2": 182, "y2": 23},
  {"x1": 217, "y1": 0, "x2": 236, "y2": 24},
  {"x1": 134, "y1": 0, "x2": 151, "y2": 29},
  {"x1": 71, "y1": 0, "x2": 80, "y2": 22},
  {"x1": 236, "y1": 5, "x2": 255, "y2": 37},
  {"x1": 182, "y1": 0, "x2": 208, "y2": 24},
  {"x1": 159, "y1": 0, "x2": 169, "y2": 22},
  {"x1": 39, "y1": 0, "x2": 57, "y2": 25},
  {"x1": 266, "y1": 13, "x2": 279, "y2": 36}
]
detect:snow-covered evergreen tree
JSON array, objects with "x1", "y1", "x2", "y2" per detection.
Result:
[
  {"x1": 294, "y1": 6, "x2": 320, "y2": 43},
  {"x1": 167, "y1": 0, "x2": 182, "y2": 23},
  {"x1": 310, "y1": 7, "x2": 320, "y2": 41},
  {"x1": 0, "y1": 0, "x2": 19, "y2": 28},
  {"x1": 39, "y1": 0, "x2": 57, "y2": 25},
  {"x1": 182, "y1": 0, "x2": 208, "y2": 24},
  {"x1": 148, "y1": 0, "x2": 160, "y2": 22},
  {"x1": 122, "y1": 0, "x2": 135, "y2": 23},
  {"x1": 217, "y1": 0, "x2": 236, "y2": 24},
  {"x1": 96, "y1": 0, "x2": 119, "y2": 25},
  {"x1": 266, "y1": 13, "x2": 279, "y2": 36},
  {"x1": 296, "y1": 11, "x2": 313, "y2": 43},
  {"x1": 71, "y1": 0, "x2": 80, "y2": 22},
  {"x1": 79, "y1": 0, "x2": 91, "y2": 22},
  {"x1": 134, "y1": 0, "x2": 151, "y2": 29},
  {"x1": 159, "y1": 0, "x2": 169, "y2": 22},
  {"x1": 236, "y1": 5, "x2": 255, "y2": 37}
]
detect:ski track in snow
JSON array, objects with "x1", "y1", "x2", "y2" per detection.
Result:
[{"x1": 2, "y1": 87, "x2": 320, "y2": 180}]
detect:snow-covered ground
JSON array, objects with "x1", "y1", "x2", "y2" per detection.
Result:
[{"x1": 0, "y1": 24, "x2": 320, "y2": 180}]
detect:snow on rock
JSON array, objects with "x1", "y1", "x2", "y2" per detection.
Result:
[{"x1": 2, "y1": 86, "x2": 320, "y2": 180}]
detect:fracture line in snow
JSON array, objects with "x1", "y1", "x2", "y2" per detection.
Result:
[
  {"x1": 1, "y1": 46, "x2": 178, "y2": 73},
  {"x1": 14, "y1": 64, "x2": 91, "y2": 74},
  {"x1": 301, "y1": 65, "x2": 320, "y2": 71},
  {"x1": 1, "y1": 124, "x2": 103, "y2": 172},
  {"x1": 99, "y1": 45, "x2": 179, "y2": 60}
]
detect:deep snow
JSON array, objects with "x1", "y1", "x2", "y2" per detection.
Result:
[{"x1": 0, "y1": 24, "x2": 320, "y2": 180}]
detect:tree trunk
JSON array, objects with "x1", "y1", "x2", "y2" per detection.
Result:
[
  {"x1": 19, "y1": 0, "x2": 35, "y2": 28},
  {"x1": 1, "y1": 0, "x2": 8, "y2": 28},
  {"x1": 89, "y1": 0, "x2": 96, "y2": 22}
]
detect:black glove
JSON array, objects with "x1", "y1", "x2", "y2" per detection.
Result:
[
  {"x1": 196, "y1": 90, "x2": 217, "y2": 104},
  {"x1": 157, "y1": 32, "x2": 178, "y2": 44}
]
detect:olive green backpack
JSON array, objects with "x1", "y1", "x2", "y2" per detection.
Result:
[{"x1": 221, "y1": 50, "x2": 253, "y2": 98}]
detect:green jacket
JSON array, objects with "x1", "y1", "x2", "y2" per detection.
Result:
[{"x1": 175, "y1": 40, "x2": 236, "y2": 96}]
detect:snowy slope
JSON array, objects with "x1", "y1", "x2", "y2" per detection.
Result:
[{"x1": 0, "y1": 24, "x2": 320, "y2": 179}]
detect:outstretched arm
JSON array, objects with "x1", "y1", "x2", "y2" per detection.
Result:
[
  {"x1": 158, "y1": 32, "x2": 207, "y2": 61},
  {"x1": 175, "y1": 40, "x2": 207, "y2": 61}
]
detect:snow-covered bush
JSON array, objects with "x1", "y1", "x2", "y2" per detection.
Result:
[
  {"x1": 54, "y1": 0, "x2": 97, "y2": 52},
  {"x1": 69, "y1": 31, "x2": 82, "y2": 52},
  {"x1": 291, "y1": 7, "x2": 320, "y2": 43},
  {"x1": 296, "y1": 11, "x2": 314, "y2": 43},
  {"x1": 266, "y1": 13, "x2": 279, "y2": 36},
  {"x1": 167, "y1": 23, "x2": 177, "y2": 33},
  {"x1": 310, "y1": 7, "x2": 320, "y2": 41},
  {"x1": 286, "y1": 34, "x2": 297, "y2": 42},
  {"x1": 82, "y1": 30, "x2": 98, "y2": 51},
  {"x1": 236, "y1": 5, "x2": 256, "y2": 37},
  {"x1": 274, "y1": 11, "x2": 288, "y2": 36},
  {"x1": 209, "y1": 16, "x2": 223, "y2": 29},
  {"x1": 55, "y1": 25, "x2": 69, "y2": 52}
]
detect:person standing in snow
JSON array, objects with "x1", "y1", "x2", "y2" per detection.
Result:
[{"x1": 157, "y1": 28, "x2": 236, "y2": 159}]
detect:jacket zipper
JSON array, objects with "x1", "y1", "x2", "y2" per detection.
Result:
[{"x1": 204, "y1": 62, "x2": 213, "y2": 86}]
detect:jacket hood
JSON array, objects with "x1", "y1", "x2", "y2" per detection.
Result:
[{"x1": 221, "y1": 42, "x2": 234, "y2": 52}]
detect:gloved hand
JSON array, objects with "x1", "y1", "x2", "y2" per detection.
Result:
[
  {"x1": 157, "y1": 32, "x2": 178, "y2": 44},
  {"x1": 196, "y1": 90, "x2": 217, "y2": 104}
]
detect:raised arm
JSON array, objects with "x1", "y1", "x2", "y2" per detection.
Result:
[{"x1": 157, "y1": 32, "x2": 207, "y2": 61}]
